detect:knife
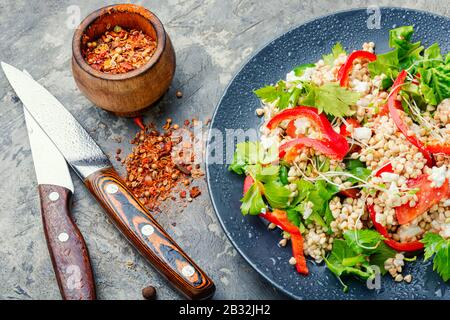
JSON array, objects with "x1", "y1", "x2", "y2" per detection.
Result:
[
  {"x1": 2, "y1": 62, "x2": 215, "y2": 300},
  {"x1": 22, "y1": 70, "x2": 96, "y2": 300}
]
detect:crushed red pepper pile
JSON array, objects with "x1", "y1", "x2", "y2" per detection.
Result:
[
  {"x1": 82, "y1": 25, "x2": 157, "y2": 74},
  {"x1": 120, "y1": 117, "x2": 204, "y2": 211}
]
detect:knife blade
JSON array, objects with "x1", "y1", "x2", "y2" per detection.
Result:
[{"x1": 3, "y1": 62, "x2": 215, "y2": 300}]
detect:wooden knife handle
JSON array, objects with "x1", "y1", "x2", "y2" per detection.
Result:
[
  {"x1": 85, "y1": 167, "x2": 215, "y2": 300},
  {"x1": 38, "y1": 184, "x2": 96, "y2": 300}
]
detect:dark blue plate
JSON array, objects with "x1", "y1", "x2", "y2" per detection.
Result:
[{"x1": 206, "y1": 7, "x2": 450, "y2": 299}]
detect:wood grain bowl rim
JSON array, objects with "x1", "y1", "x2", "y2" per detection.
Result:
[{"x1": 72, "y1": 4, "x2": 166, "y2": 81}]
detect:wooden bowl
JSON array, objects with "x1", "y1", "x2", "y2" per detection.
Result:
[{"x1": 72, "y1": 4, "x2": 175, "y2": 117}]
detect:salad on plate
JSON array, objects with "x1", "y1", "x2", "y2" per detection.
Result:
[{"x1": 229, "y1": 26, "x2": 450, "y2": 291}]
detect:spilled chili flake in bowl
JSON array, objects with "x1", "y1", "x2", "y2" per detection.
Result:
[{"x1": 82, "y1": 25, "x2": 157, "y2": 74}]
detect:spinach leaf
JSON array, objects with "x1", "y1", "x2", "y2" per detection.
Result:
[
  {"x1": 343, "y1": 229, "x2": 397, "y2": 275},
  {"x1": 369, "y1": 242, "x2": 397, "y2": 275},
  {"x1": 263, "y1": 181, "x2": 291, "y2": 209},
  {"x1": 344, "y1": 158, "x2": 366, "y2": 170},
  {"x1": 344, "y1": 159, "x2": 371, "y2": 185},
  {"x1": 291, "y1": 179, "x2": 314, "y2": 206},
  {"x1": 389, "y1": 25, "x2": 424, "y2": 69},
  {"x1": 343, "y1": 229, "x2": 385, "y2": 255},
  {"x1": 286, "y1": 208, "x2": 301, "y2": 227},
  {"x1": 347, "y1": 166, "x2": 371, "y2": 184},
  {"x1": 325, "y1": 239, "x2": 375, "y2": 292},
  {"x1": 419, "y1": 64, "x2": 450, "y2": 106},
  {"x1": 240, "y1": 181, "x2": 266, "y2": 215},
  {"x1": 368, "y1": 49, "x2": 399, "y2": 89},
  {"x1": 422, "y1": 43, "x2": 443, "y2": 68}
]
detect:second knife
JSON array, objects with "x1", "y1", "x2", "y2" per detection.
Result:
[{"x1": 24, "y1": 105, "x2": 96, "y2": 300}]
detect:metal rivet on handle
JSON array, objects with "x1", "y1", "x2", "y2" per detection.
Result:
[
  {"x1": 58, "y1": 232, "x2": 69, "y2": 242},
  {"x1": 182, "y1": 265, "x2": 195, "y2": 278},
  {"x1": 48, "y1": 192, "x2": 59, "y2": 201},
  {"x1": 105, "y1": 183, "x2": 119, "y2": 194},
  {"x1": 141, "y1": 224, "x2": 154, "y2": 236}
]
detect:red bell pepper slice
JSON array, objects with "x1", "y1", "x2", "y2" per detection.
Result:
[
  {"x1": 243, "y1": 175, "x2": 254, "y2": 195},
  {"x1": 339, "y1": 188, "x2": 359, "y2": 199},
  {"x1": 374, "y1": 163, "x2": 447, "y2": 225},
  {"x1": 377, "y1": 103, "x2": 389, "y2": 116},
  {"x1": 337, "y1": 50, "x2": 377, "y2": 87},
  {"x1": 366, "y1": 164, "x2": 424, "y2": 251},
  {"x1": 260, "y1": 209, "x2": 300, "y2": 235},
  {"x1": 285, "y1": 120, "x2": 298, "y2": 138},
  {"x1": 242, "y1": 177, "x2": 309, "y2": 274},
  {"x1": 286, "y1": 118, "x2": 349, "y2": 158},
  {"x1": 260, "y1": 209, "x2": 309, "y2": 275},
  {"x1": 374, "y1": 163, "x2": 393, "y2": 177},
  {"x1": 367, "y1": 204, "x2": 424, "y2": 252},
  {"x1": 388, "y1": 70, "x2": 434, "y2": 166},
  {"x1": 291, "y1": 233, "x2": 309, "y2": 275},
  {"x1": 426, "y1": 143, "x2": 450, "y2": 155},
  {"x1": 279, "y1": 137, "x2": 347, "y2": 161},
  {"x1": 267, "y1": 106, "x2": 335, "y2": 136},
  {"x1": 395, "y1": 174, "x2": 449, "y2": 225},
  {"x1": 268, "y1": 106, "x2": 349, "y2": 160},
  {"x1": 339, "y1": 118, "x2": 360, "y2": 137},
  {"x1": 387, "y1": 71, "x2": 449, "y2": 156}
]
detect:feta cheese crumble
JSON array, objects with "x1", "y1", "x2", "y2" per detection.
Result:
[
  {"x1": 352, "y1": 79, "x2": 370, "y2": 93},
  {"x1": 381, "y1": 172, "x2": 399, "y2": 183},
  {"x1": 430, "y1": 166, "x2": 447, "y2": 188},
  {"x1": 353, "y1": 127, "x2": 372, "y2": 141}
]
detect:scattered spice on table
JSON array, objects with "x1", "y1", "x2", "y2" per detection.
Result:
[
  {"x1": 189, "y1": 186, "x2": 201, "y2": 199},
  {"x1": 115, "y1": 148, "x2": 122, "y2": 162},
  {"x1": 176, "y1": 90, "x2": 183, "y2": 99},
  {"x1": 123, "y1": 118, "x2": 204, "y2": 211},
  {"x1": 133, "y1": 117, "x2": 146, "y2": 130},
  {"x1": 82, "y1": 25, "x2": 157, "y2": 74}
]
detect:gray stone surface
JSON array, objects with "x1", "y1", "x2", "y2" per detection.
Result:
[{"x1": 0, "y1": 0, "x2": 449, "y2": 300}]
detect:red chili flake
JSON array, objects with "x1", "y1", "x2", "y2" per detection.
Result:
[
  {"x1": 175, "y1": 163, "x2": 191, "y2": 175},
  {"x1": 180, "y1": 191, "x2": 187, "y2": 198},
  {"x1": 82, "y1": 25, "x2": 157, "y2": 74},
  {"x1": 133, "y1": 117, "x2": 145, "y2": 130},
  {"x1": 189, "y1": 187, "x2": 201, "y2": 199}
]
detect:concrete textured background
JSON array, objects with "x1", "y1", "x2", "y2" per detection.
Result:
[{"x1": 0, "y1": 0, "x2": 449, "y2": 300}]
